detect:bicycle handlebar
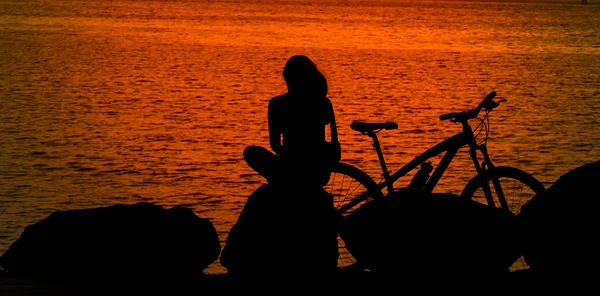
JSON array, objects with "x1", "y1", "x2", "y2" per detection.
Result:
[
  {"x1": 439, "y1": 91, "x2": 504, "y2": 122},
  {"x1": 476, "y1": 91, "x2": 497, "y2": 112}
]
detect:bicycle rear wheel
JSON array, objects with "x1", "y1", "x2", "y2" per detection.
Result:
[
  {"x1": 460, "y1": 166, "x2": 546, "y2": 272},
  {"x1": 328, "y1": 162, "x2": 383, "y2": 215},
  {"x1": 326, "y1": 162, "x2": 383, "y2": 270}
]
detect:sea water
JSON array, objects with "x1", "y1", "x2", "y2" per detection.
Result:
[{"x1": 1, "y1": 0, "x2": 599, "y2": 274}]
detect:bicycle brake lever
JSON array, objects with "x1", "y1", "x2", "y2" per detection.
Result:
[
  {"x1": 486, "y1": 98, "x2": 507, "y2": 110},
  {"x1": 483, "y1": 100, "x2": 500, "y2": 111}
]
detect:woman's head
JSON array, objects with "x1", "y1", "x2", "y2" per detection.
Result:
[{"x1": 282, "y1": 55, "x2": 327, "y2": 97}]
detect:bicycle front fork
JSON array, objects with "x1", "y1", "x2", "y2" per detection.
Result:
[{"x1": 469, "y1": 144, "x2": 509, "y2": 209}]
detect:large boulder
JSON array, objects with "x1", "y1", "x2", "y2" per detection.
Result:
[
  {"x1": 220, "y1": 184, "x2": 339, "y2": 279},
  {"x1": 340, "y1": 189, "x2": 522, "y2": 275},
  {"x1": 519, "y1": 160, "x2": 600, "y2": 273},
  {"x1": 0, "y1": 202, "x2": 221, "y2": 282}
]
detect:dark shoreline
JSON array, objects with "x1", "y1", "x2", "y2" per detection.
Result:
[{"x1": 1, "y1": 269, "x2": 546, "y2": 295}]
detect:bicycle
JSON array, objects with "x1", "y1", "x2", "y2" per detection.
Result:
[{"x1": 325, "y1": 91, "x2": 546, "y2": 272}]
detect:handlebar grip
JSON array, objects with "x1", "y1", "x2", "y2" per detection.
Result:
[
  {"x1": 475, "y1": 91, "x2": 497, "y2": 112},
  {"x1": 484, "y1": 91, "x2": 496, "y2": 101}
]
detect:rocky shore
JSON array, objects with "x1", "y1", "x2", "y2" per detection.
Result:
[
  {"x1": 1, "y1": 160, "x2": 598, "y2": 294},
  {"x1": 1, "y1": 268, "x2": 549, "y2": 295}
]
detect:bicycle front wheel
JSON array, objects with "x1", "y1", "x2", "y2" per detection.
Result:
[
  {"x1": 460, "y1": 166, "x2": 546, "y2": 272},
  {"x1": 326, "y1": 162, "x2": 383, "y2": 270},
  {"x1": 461, "y1": 166, "x2": 545, "y2": 214}
]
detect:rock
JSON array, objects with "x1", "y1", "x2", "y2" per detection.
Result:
[
  {"x1": 340, "y1": 189, "x2": 522, "y2": 275},
  {"x1": 220, "y1": 184, "x2": 339, "y2": 278},
  {"x1": 519, "y1": 160, "x2": 600, "y2": 273},
  {"x1": 0, "y1": 202, "x2": 221, "y2": 282}
]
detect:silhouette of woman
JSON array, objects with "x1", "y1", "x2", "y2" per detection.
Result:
[{"x1": 244, "y1": 55, "x2": 341, "y2": 188}]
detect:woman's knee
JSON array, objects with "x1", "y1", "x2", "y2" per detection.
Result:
[
  {"x1": 243, "y1": 145, "x2": 277, "y2": 177},
  {"x1": 243, "y1": 146, "x2": 255, "y2": 161},
  {"x1": 243, "y1": 146, "x2": 269, "y2": 163}
]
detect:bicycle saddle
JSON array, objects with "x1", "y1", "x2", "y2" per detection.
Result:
[{"x1": 350, "y1": 121, "x2": 398, "y2": 133}]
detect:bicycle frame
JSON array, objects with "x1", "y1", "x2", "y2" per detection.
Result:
[
  {"x1": 368, "y1": 115, "x2": 499, "y2": 203},
  {"x1": 347, "y1": 91, "x2": 512, "y2": 209}
]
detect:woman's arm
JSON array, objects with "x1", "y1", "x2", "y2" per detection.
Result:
[
  {"x1": 268, "y1": 98, "x2": 283, "y2": 155},
  {"x1": 327, "y1": 98, "x2": 339, "y2": 143},
  {"x1": 328, "y1": 99, "x2": 341, "y2": 162},
  {"x1": 330, "y1": 110, "x2": 339, "y2": 143}
]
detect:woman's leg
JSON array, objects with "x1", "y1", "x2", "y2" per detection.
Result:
[{"x1": 243, "y1": 146, "x2": 278, "y2": 182}]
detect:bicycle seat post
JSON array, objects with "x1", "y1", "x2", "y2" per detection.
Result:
[{"x1": 368, "y1": 131, "x2": 394, "y2": 195}]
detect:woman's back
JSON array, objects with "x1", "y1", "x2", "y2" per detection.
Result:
[{"x1": 269, "y1": 93, "x2": 333, "y2": 156}]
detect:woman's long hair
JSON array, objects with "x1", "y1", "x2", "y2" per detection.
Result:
[{"x1": 282, "y1": 55, "x2": 328, "y2": 98}]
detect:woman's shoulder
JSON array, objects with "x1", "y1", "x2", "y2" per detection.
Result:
[
  {"x1": 269, "y1": 93, "x2": 291, "y2": 107},
  {"x1": 322, "y1": 97, "x2": 334, "y2": 112},
  {"x1": 271, "y1": 93, "x2": 290, "y2": 100}
]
